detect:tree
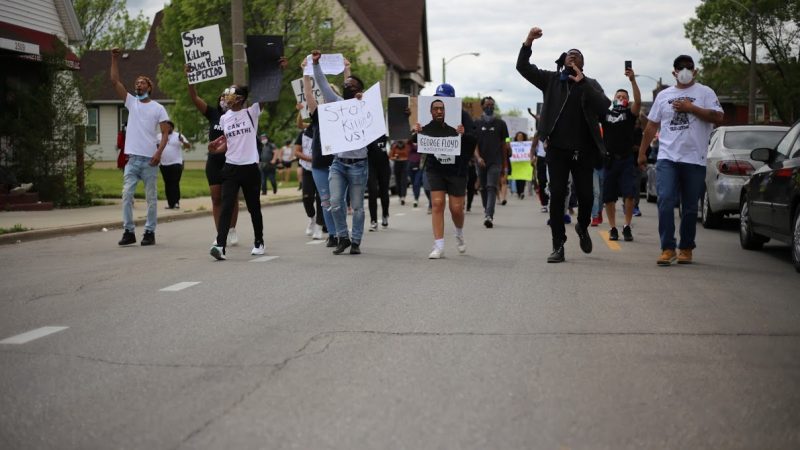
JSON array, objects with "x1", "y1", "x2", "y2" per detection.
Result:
[
  {"x1": 155, "y1": 0, "x2": 385, "y2": 145},
  {"x1": 73, "y1": 0, "x2": 150, "y2": 55},
  {"x1": 685, "y1": 0, "x2": 800, "y2": 123}
]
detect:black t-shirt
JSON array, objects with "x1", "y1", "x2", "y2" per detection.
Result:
[
  {"x1": 367, "y1": 135, "x2": 389, "y2": 165},
  {"x1": 602, "y1": 107, "x2": 637, "y2": 156},
  {"x1": 427, "y1": 110, "x2": 477, "y2": 177},
  {"x1": 476, "y1": 116, "x2": 509, "y2": 166},
  {"x1": 548, "y1": 82, "x2": 594, "y2": 152},
  {"x1": 310, "y1": 111, "x2": 334, "y2": 169},
  {"x1": 203, "y1": 106, "x2": 225, "y2": 142}
]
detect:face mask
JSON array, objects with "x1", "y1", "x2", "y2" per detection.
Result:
[
  {"x1": 613, "y1": 99, "x2": 629, "y2": 109},
  {"x1": 676, "y1": 68, "x2": 694, "y2": 85},
  {"x1": 343, "y1": 86, "x2": 358, "y2": 100},
  {"x1": 134, "y1": 92, "x2": 149, "y2": 100},
  {"x1": 483, "y1": 107, "x2": 494, "y2": 116}
]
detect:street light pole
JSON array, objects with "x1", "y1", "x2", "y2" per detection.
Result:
[
  {"x1": 231, "y1": 0, "x2": 246, "y2": 86},
  {"x1": 442, "y1": 52, "x2": 480, "y2": 83}
]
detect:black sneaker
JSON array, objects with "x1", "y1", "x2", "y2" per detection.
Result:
[
  {"x1": 609, "y1": 227, "x2": 619, "y2": 241},
  {"x1": 547, "y1": 239, "x2": 565, "y2": 263},
  {"x1": 333, "y1": 237, "x2": 351, "y2": 255},
  {"x1": 622, "y1": 225, "x2": 633, "y2": 242},
  {"x1": 350, "y1": 242, "x2": 361, "y2": 255},
  {"x1": 381, "y1": 216, "x2": 388, "y2": 228},
  {"x1": 575, "y1": 224, "x2": 592, "y2": 254},
  {"x1": 140, "y1": 230, "x2": 155, "y2": 246},
  {"x1": 326, "y1": 236, "x2": 338, "y2": 248},
  {"x1": 118, "y1": 230, "x2": 136, "y2": 246},
  {"x1": 484, "y1": 216, "x2": 493, "y2": 228}
]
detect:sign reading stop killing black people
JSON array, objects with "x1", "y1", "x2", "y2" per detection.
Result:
[
  {"x1": 246, "y1": 35, "x2": 284, "y2": 103},
  {"x1": 416, "y1": 96, "x2": 462, "y2": 155},
  {"x1": 183, "y1": 25, "x2": 226, "y2": 84}
]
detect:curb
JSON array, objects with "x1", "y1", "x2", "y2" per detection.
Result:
[{"x1": 0, "y1": 197, "x2": 301, "y2": 246}]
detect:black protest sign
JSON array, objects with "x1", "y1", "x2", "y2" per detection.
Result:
[
  {"x1": 246, "y1": 35, "x2": 283, "y2": 102},
  {"x1": 388, "y1": 96, "x2": 411, "y2": 140}
]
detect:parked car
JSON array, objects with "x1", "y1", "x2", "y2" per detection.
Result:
[
  {"x1": 739, "y1": 120, "x2": 800, "y2": 272},
  {"x1": 701, "y1": 125, "x2": 789, "y2": 228}
]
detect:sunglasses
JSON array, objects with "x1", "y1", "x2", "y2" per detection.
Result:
[{"x1": 675, "y1": 64, "x2": 694, "y2": 71}]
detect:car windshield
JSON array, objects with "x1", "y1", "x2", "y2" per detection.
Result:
[{"x1": 723, "y1": 130, "x2": 786, "y2": 153}]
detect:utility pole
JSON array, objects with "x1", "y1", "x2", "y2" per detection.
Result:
[
  {"x1": 231, "y1": 0, "x2": 245, "y2": 86},
  {"x1": 748, "y1": 7, "x2": 756, "y2": 124}
]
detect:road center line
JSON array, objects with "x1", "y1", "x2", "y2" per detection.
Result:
[
  {"x1": 395, "y1": 213, "x2": 406, "y2": 216},
  {"x1": 1, "y1": 326, "x2": 69, "y2": 345},
  {"x1": 599, "y1": 230, "x2": 621, "y2": 251},
  {"x1": 160, "y1": 282, "x2": 201, "y2": 292},
  {"x1": 250, "y1": 256, "x2": 280, "y2": 263},
  {"x1": 306, "y1": 240, "x2": 325, "y2": 245}
]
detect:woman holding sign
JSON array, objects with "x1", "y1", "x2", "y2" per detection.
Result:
[{"x1": 413, "y1": 83, "x2": 477, "y2": 259}]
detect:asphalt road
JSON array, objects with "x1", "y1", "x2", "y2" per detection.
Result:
[{"x1": 1, "y1": 196, "x2": 798, "y2": 449}]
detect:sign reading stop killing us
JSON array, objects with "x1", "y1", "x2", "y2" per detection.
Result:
[
  {"x1": 319, "y1": 83, "x2": 386, "y2": 155},
  {"x1": 183, "y1": 24, "x2": 226, "y2": 84},
  {"x1": 416, "y1": 96, "x2": 462, "y2": 155}
]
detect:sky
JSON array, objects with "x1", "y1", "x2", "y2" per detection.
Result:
[{"x1": 128, "y1": 0, "x2": 704, "y2": 123}]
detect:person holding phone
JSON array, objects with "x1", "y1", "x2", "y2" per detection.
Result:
[{"x1": 516, "y1": 26, "x2": 610, "y2": 263}]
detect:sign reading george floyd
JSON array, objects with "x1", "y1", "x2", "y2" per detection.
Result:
[
  {"x1": 416, "y1": 96, "x2": 462, "y2": 155},
  {"x1": 319, "y1": 83, "x2": 386, "y2": 155},
  {"x1": 183, "y1": 25, "x2": 226, "y2": 84},
  {"x1": 246, "y1": 35, "x2": 284, "y2": 103}
]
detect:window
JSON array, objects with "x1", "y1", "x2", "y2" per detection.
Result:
[
  {"x1": 86, "y1": 107, "x2": 98, "y2": 144},
  {"x1": 775, "y1": 123, "x2": 800, "y2": 158},
  {"x1": 755, "y1": 103, "x2": 765, "y2": 123},
  {"x1": 321, "y1": 18, "x2": 333, "y2": 29}
]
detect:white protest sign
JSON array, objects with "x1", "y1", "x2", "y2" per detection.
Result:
[
  {"x1": 416, "y1": 96, "x2": 462, "y2": 155},
  {"x1": 291, "y1": 77, "x2": 324, "y2": 119},
  {"x1": 504, "y1": 116, "x2": 531, "y2": 139},
  {"x1": 183, "y1": 24, "x2": 226, "y2": 84},
  {"x1": 319, "y1": 82, "x2": 386, "y2": 155},
  {"x1": 510, "y1": 141, "x2": 532, "y2": 162},
  {"x1": 303, "y1": 54, "x2": 345, "y2": 76}
]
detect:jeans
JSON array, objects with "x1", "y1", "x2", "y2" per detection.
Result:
[
  {"x1": 122, "y1": 155, "x2": 158, "y2": 233},
  {"x1": 312, "y1": 167, "x2": 336, "y2": 236},
  {"x1": 547, "y1": 149, "x2": 594, "y2": 242},
  {"x1": 260, "y1": 165, "x2": 277, "y2": 194},
  {"x1": 592, "y1": 168, "x2": 604, "y2": 217},
  {"x1": 329, "y1": 158, "x2": 368, "y2": 243},
  {"x1": 159, "y1": 163, "x2": 183, "y2": 208},
  {"x1": 217, "y1": 163, "x2": 263, "y2": 248},
  {"x1": 478, "y1": 163, "x2": 501, "y2": 218},
  {"x1": 410, "y1": 162, "x2": 423, "y2": 201},
  {"x1": 655, "y1": 159, "x2": 705, "y2": 250}
]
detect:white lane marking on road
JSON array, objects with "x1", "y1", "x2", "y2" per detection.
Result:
[
  {"x1": 160, "y1": 282, "x2": 201, "y2": 292},
  {"x1": 250, "y1": 256, "x2": 280, "y2": 263},
  {"x1": 0, "y1": 326, "x2": 69, "y2": 345},
  {"x1": 306, "y1": 240, "x2": 325, "y2": 245},
  {"x1": 395, "y1": 213, "x2": 407, "y2": 216}
]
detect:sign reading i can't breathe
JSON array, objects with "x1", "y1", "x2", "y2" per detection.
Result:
[
  {"x1": 183, "y1": 25, "x2": 226, "y2": 84},
  {"x1": 318, "y1": 82, "x2": 386, "y2": 155}
]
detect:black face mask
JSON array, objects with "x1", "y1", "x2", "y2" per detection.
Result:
[{"x1": 343, "y1": 86, "x2": 358, "y2": 100}]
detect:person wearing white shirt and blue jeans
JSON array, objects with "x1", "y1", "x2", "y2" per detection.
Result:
[{"x1": 638, "y1": 55, "x2": 724, "y2": 265}]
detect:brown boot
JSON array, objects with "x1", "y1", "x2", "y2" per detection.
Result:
[
  {"x1": 657, "y1": 249, "x2": 677, "y2": 266},
  {"x1": 677, "y1": 248, "x2": 693, "y2": 264}
]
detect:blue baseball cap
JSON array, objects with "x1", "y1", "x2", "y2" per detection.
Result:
[{"x1": 435, "y1": 83, "x2": 455, "y2": 97}]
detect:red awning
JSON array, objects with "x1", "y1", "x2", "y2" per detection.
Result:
[{"x1": 0, "y1": 21, "x2": 80, "y2": 70}]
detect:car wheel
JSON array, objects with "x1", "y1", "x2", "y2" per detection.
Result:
[
  {"x1": 739, "y1": 195, "x2": 768, "y2": 250},
  {"x1": 701, "y1": 191, "x2": 723, "y2": 229},
  {"x1": 792, "y1": 208, "x2": 800, "y2": 273}
]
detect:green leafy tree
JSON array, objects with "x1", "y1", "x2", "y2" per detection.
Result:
[
  {"x1": 73, "y1": 0, "x2": 150, "y2": 55},
  {"x1": 685, "y1": 0, "x2": 800, "y2": 123},
  {"x1": 156, "y1": 0, "x2": 384, "y2": 145}
]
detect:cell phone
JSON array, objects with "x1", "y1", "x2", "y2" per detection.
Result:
[{"x1": 625, "y1": 60, "x2": 632, "y2": 70}]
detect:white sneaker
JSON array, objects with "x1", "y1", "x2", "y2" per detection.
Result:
[
  {"x1": 428, "y1": 246, "x2": 444, "y2": 259},
  {"x1": 251, "y1": 243, "x2": 265, "y2": 255},
  {"x1": 228, "y1": 228, "x2": 239, "y2": 246},
  {"x1": 305, "y1": 217, "x2": 314, "y2": 236},
  {"x1": 312, "y1": 224, "x2": 323, "y2": 240},
  {"x1": 210, "y1": 245, "x2": 226, "y2": 260},
  {"x1": 455, "y1": 235, "x2": 466, "y2": 254}
]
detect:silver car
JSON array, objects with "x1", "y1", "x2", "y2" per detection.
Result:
[{"x1": 701, "y1": 125, "x2": 789, "y2": 228}]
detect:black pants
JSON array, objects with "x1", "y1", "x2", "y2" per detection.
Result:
[
  {"x1": 217, "y1": 163, "x2": 263, "y2": 248},
  {"x1": 536, "y1": 158, "x2": 549, "y2": 206},
  {"x1": 546, "y1": 149, "x2": 594, "y2": 243},
  {"x1": 159, "y1": 163, "x2": 183, "y2": 208},
  {"x1": 393, "y1": 160, "x2": 409, "y2": 199},
  {"x1": 368, "y1": 156, "x2": 391, "y2": 222},
  {"x1": 301, "y1": 169, "x2": 324, "y2": 225},
  {"x1": 466, "y1": 164, "x2": 477, "y2": 210}
]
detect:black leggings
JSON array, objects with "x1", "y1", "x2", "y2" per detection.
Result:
[
  {"x1": 546, "y1": 149, "x2": 593, "y2": 242},
  {"x1": 467, "y1": 164, "x2": 477, "y2": 210},
  {"x1": 159, "y1": 163, "x2": 183, "y2": 208},
  {"x1": 301, "y1": 169, "x2": 324, "y2": 225},
  {"x1": 393, "y1": 160, "x2": 409, "y2": 199},
  {"x1": 368, "y1": 157, "x2": 391, "y2": 222},
  {"x1": 536, "y1": 158, "x2": 549, "y2": 206},
  {"x1": 217, "y1": 163, "x2": 263, "y2": 247}
]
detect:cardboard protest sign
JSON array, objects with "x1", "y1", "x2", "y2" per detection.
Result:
[
  {"x1": 303, "y1": 54, "x2": 345, "y2": 76},
  {"x1": 183, "y1": 25, "x2": 226, "y2": 84},
  {"x1": 510, "y1": 141, "x2": 532, "y2": 162},
  {"x1": 246, "y1": 35, "x2": 283, "y2": 102},
  {"x1": 504, "y1": 116, "x2": 531, "y2": 140},
  {"x1": 319, "y1": 83, "x2": 386, "y2": 155},
  {"x1": 416, "y1": 96, "x2": 462, "y2": 155},
  {"x1": 291, "y1": 77, "x2": 323, "y2": 119},
  {"x1": 508, "y1": 161, "x2": 534, "y2": 181},
  {"x1": 388, "y1": 95, "x2": 411, "y2": 140}
]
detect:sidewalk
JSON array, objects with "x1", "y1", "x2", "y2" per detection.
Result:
[{"x1": 0, "y1": 187, "x2": 302, "y2": 245}]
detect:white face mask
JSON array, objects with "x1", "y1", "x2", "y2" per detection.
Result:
[{"x1": 676, "y1": 68, "x2": 694, "y2": 85}]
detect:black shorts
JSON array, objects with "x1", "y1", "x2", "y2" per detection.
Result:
[
  {"x1": 602, "y1": 154, "x2": 637, "y2": 203},
  {"x1": 205, "y1": 153, "x2": 227, "y2": 186},
  {"x1": 426, "y1": 170, "x2": 466, "y2": 196}
]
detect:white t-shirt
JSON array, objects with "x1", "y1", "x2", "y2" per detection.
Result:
[
  {"x1": 281, "y1": 145, "x2": 294, "y2": 162},
  {"x1": 124, "y1": 93, "x2": 169, "y2": 158},
  {"x1": 299, "y1": 134, "x2": 313, "y2": 171},
  {"x1": 647, "y1": 82, "x2": 722, "y2": 166},
  {"x1": 157, "y1": 131, "x2": 188, "y2": 166},
  {"x1": 535, "y1": 141, "x2": 546, "y2": 157},
  {"x1": 220, "y1": 103, "x2": 261, "y2": 165}
]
